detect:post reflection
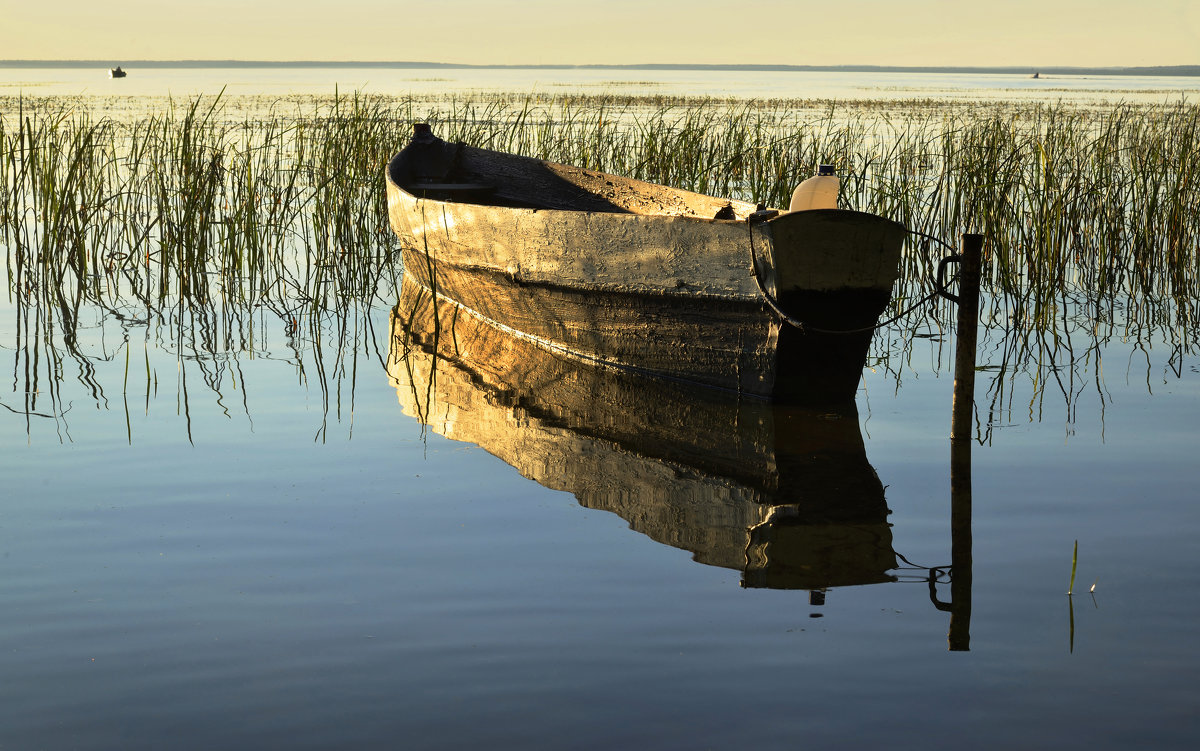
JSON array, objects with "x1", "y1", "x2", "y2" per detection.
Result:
[
  {"x1": 387, "y1": 276, "x2": 899, "y2": 595},
  {"x1": 947, "y1": 439, "x2": 973, "y2": 651}
]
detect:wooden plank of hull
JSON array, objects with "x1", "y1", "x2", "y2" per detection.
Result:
[
  {"x1": 401, "y1": 245, "x2": 781, "y2": 396},
  {"x1": 387, "y1": 276, "x2": 897, "y2": 588},
  {"x1": 403, "y1": 243, "x2": 891, "y2": 401},
  {"x1": 388, "y1": 188, "x2": 766, "y2": 299}
]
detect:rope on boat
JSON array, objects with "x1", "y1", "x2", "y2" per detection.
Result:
[{"x1": 747, "y1": 217, "x2": 962, "y2": 335}]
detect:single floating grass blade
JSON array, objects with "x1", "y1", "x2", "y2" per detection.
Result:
[{"x1": 1068, "y1": 539, "x2": 1078, "y2": 596}]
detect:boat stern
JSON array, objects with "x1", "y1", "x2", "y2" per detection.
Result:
[
  {"x1": 763, "y1": 209, "x2": 906, "y2": 296},
  {"x1": 758, "y1": 209, "x2": 907, "y2": 402}
]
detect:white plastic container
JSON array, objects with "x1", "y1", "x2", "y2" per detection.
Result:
[{"x1": 788, "y1": 165, "x2": 839, "y2": 211}]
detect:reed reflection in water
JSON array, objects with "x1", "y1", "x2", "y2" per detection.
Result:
[
  {"x1": 3, "y1": 93, "x2": 1195, "y2": 444},
  {"x1": 3, "y1": 252, "x2": 401, "y2": 444}
]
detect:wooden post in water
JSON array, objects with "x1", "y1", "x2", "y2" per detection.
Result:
[
  {"x1": 951, "y1": 234, "x2": 983, "y2": 443},
  {"x1": 948, "y1": 233, "x2": 983, "y2": 651}
]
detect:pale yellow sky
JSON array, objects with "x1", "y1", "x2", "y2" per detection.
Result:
[{"x1": 3, "y1": 0, "x2": 1197, "y2": 67}]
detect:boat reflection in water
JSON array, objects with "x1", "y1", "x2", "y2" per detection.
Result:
[{"x1": 386, "y1": 275, "x2": 898, "y2": 593}]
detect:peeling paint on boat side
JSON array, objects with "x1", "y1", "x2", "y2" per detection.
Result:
[{"x1": 388, "y1": 188, "x2": 766, "y2": 300}]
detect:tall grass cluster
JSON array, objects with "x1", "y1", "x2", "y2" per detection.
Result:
[
  {"x1": 1, "y1": 93, "x2": 410, "y2": 439},
  {"x1": 432, "y1": 97, "x2": 1199, "y2": 303},
  {"x1": 2, "y1": 91, "x2": 1197, "y2": 437},
  {"x1": 4, "y1": 92, "x2": 1197, "y2": 305},
  {"x1": 1, "y1": 93, "x2": 408, "y2": 311}
]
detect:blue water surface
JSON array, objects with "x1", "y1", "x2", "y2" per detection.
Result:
[{"x1": 1, "y1": 67, "x2": 1199, "y2": 750}]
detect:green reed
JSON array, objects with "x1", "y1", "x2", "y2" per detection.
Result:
[
  {"x1": 6, "y1": 92, "x2": 1196, "y2": 304},
  {"x1": 2, "y1": 91, "x2": 1197, "y2": 440},
  {"x1": 416, "y1": 96, "x2": 1197, "y2": 307},
  {"x1": 1, "y1": 92, "x2": 411, "y2": 439}
]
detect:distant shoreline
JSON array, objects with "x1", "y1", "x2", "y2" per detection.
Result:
[{"x1": 2, "y1": 60, "x2": 1199, "y2": 77}]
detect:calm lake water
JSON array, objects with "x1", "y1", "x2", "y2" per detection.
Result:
[
  {"x1": 2, "y1": 66, "x2": 1199, "y2": 750},
  {"x1": 4, "y1": 63, "x2": 1200, "y2": 105}
]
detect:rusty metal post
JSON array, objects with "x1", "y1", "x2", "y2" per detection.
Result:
[{"x1": 947, "y1": 233, "x2": 983, "y2": 651}]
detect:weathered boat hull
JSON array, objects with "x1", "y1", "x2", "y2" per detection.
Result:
[
  {"x1": 385, "y1": 130, "x2": 906, "y2": 402},
  {"x1": 388, "y1": 276, "x2": 898, "y2": 589}
]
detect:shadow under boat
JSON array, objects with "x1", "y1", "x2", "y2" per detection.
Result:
[{"x1": 387, "y1": 275, "x2": 899, "y2": 591}]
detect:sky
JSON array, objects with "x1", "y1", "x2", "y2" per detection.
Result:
[{"x1": 3, "y1": 0, "x2": 1197, "y2": 67}]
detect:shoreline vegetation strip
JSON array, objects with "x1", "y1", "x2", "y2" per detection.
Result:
[{"x1": 1, "y1": 91, "x2": 1196, "y2": 439}]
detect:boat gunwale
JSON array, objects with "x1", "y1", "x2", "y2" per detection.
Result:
[{"x1": 385, "y1": 148, "x2": 905, "y2": 236}]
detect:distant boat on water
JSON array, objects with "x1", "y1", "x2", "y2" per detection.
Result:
[
  {"x1": 109, "y1": 66, "x2": 127, "y2": 78},
  {"x1": 1031, "y1": 71, "x2": 1040, "y2": 79}
]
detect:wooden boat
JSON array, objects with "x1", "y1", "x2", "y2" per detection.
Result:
[
  {"x1": 109, "y1": 66, "x2": 127, "y2": 79},
  {"x1": 388, "y1": 275, "x2": 898, "y2": 590},
  {"x1": 385, "y1": 123, "x2": 907, "y2": 403}
]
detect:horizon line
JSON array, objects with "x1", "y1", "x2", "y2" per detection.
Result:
[{"x1": 3, "y1": 60, "x2": 1199, "y2": 76}]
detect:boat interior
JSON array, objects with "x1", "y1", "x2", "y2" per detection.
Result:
[{"x1": 389, "y1": 127, "x2": 760, "y2": 220}]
